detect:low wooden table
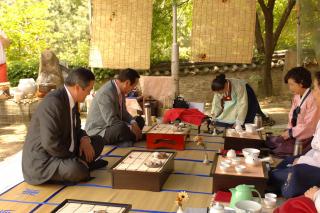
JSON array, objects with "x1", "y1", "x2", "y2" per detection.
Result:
[
  {"x1": 223, "y1": 129, "x2": 265, "y2": 150},
  {"x1": 111, "y1": 150, "x2": 175, "y2": 192},
  {"x1": 146, "y1": 124, "x2": 190, "y2": 150},
  {"x1": 212, "y1": 154, "x2": 268, "y2": 195}
]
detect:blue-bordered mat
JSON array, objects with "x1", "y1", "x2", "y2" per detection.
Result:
[{"x1": 0, "y1": 135, "x2": 223, "y2": 212}]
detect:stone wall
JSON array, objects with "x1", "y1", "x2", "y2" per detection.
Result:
[{"x1": 178, "y1": 64, "x2": 319, "y2": 103}]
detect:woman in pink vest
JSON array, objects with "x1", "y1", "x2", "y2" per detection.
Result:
[{"x1": 266, "y1": 67, "x2": 320, "y2": 157}]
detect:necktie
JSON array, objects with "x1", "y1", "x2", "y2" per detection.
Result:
[
  {"x1": 71, "y1": 105, "x2": 77, "y2": 153},
  {"x1": 119, "y1": 94, "x2": 123, "y2": 120}
]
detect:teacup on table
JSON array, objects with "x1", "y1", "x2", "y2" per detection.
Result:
[
  {"x1": 264, "y1": 193, "x2": 277, "y2": 208},
  {"x1": 235, "y1": 165, "x2": 246, "y2": 174},
  {"x1": 245, "y1": 123, "x2": 257, "y2": 133},
  {"x1": 219, "y1": 162, "x2": 231, "y2": 172}
]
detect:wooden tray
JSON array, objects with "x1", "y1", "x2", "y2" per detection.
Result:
[
  {"x1": 223, "y1": 128, "x2": 265, "y2": 150},
  {"x1": 111, "y1": 150, "x2": 176, "y2": 192},
  {"x1": 211, "y1": 154, "x2": 268, "y2": 195},
  {"x1": 51, "y1": 199, "x2": 131, "y2": 213}
]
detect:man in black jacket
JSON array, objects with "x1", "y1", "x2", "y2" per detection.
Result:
[{"x1": 22, "y1": 68, "x2": 107, "y2": 185}]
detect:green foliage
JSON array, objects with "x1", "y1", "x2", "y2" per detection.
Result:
[
  {"x1": 0, "y1": 0, "x2": 50, "y2": 61},
  {"x1": 273, "y1": 0, "x2": 296, "y2": 50},
  {"x1": 7, "y1": 59, "x2": 38, "y2": 87},
  {"x1": 151, "y1": 0, "x2": 192, "y2": 64},
  {"x1": 46, "y1": 0, "x2": 90, "y2": 67}
]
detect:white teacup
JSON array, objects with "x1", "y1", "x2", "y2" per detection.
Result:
[
  {"x1": 219, "y1": 162, "x2": 231, "y2": 172},
  {"x1": 245, "y1": 123, "x2": 257, "y2": 133},
  {"x1": 235, "y1": 200, "x2": 262, "y2": 213},
  {"x1": 235, "y1": 165, "x2": 246, "y2": 174},
  {"x1": 265, "y1": 193, "x2": 277, "y2": 199},
  {"x1": 264, "y1": 197, "x2": 277, "y2": 208},
  {"x1": 231, "y1": 157, "x2": 241, "y2": 165}
]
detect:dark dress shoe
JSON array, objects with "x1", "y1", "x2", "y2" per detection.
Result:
[{"x1": 89, "y1": 159, "x2": 108, "y2": 171}]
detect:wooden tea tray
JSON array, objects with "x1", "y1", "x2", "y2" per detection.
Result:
[
  {"x1": 211, "y1": 154, "x2": 268, "y2": 195},
  {"x1": 51, "y1": 199, "x2": 131, "y2": 213},
  {"x1": 111, "y1": 150, "x2": 175, "y2": 191},
  {"x1": 223, "y1": 128, "x2": 265, "y2": 150}
]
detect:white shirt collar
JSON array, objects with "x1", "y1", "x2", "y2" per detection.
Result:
[
  {"x1": 64, "y1": 85, "x2": 75, "y2": 109},
  {"x1": 113, "y1": 80, "x2": 122, "y2": 96}
]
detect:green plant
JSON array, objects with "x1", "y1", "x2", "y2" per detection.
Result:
[{"x1": 7, "y1": 60, "x2": 39, "y2": 87}]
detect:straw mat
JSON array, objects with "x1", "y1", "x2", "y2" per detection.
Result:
[
  {"x1": 89, "y1": 0, "x2": 152, "y2": 69},
  {"x1": 191, "y1": 0, "x2": 256, "y2": 63},
  {"x1": 0, "y1": 136, "x2": 222, "y2": 212}
]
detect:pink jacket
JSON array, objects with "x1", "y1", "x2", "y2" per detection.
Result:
[{"x1": 288, "y1": 90, "x2": 320, "y2": 140}]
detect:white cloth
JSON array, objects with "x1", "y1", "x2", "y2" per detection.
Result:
[
  {"x1": 313, "y1": 190, "x2": 320, "y2": 212},
  {"x1": 64, "y1": 85, "x2": 76, "y2": 152},
  {"x1": 297, "y1": 120, "x2": 320, "y2": 168},
  {"x1": 0, "y1": 30, "x2": 7, "y2": 64}
]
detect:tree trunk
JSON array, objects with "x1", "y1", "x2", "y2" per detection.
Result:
[{"x1": 261, "y1": 10, "x2": 274, "y2": 96}]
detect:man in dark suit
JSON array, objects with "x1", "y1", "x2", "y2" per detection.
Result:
[
  {"x1": 85, "y1": 68, "x2": 144, "y2": 147},
  {"x1": 22, "y1": 68, "x2": 107, "y2": 185}
]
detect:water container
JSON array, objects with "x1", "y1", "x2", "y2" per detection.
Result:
[
  {"x1": 144, "y1": 102, "x2": 152, "y2": 126},
  {"x1": 254, "y1": 114, "x2": 263, "y2": 129}
]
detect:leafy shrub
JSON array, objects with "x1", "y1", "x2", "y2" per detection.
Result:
[{"x1": 7, "y1": 60, "x2": 39, "y2": 87}]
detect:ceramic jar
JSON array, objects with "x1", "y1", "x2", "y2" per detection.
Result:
[{"x1": 18, "y1": 78, "x2": 36, "y2": 97}]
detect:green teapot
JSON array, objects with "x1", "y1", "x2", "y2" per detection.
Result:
[{"x1": 229, "y1": 184, "x2": 261, "y2": 208}]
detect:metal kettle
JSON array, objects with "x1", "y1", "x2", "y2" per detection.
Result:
[{"x1": 254, "y1": 114, "x2": 263, "y2": 129}]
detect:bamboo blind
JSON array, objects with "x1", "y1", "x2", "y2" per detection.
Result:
[
  {"x1": 89, "y1": 0, "x2": 152, "y2": 69},
  {"x1": 191, "y1": 0, "x2": 256, "y2": 64}
]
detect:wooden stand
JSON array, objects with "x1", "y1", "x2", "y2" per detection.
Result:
[
  {"x1": 146, "y1": 124, "x2": 190, "y2": 150},
  {"x1": 111, "y1": 150, "x2": 175, "y2": 192},
  {"x1": 212, "y1": 154, "x2": 268, "y2": 195},
  {"x1": 223, "y1": 129, "x2": 265, "y2": 150}
]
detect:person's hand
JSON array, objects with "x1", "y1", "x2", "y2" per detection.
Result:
[
  {"x1": 79, "y1": 136, "x2": 95, "y2": 163},
  {"x1": 305, "y1": 186, "x2": 319, "y2": 200},
  {"x1": 235, "y1": 124, "x2": 243, "y2": 133},
  {"x1": 131, "y1": 123, "x2": 142, "y2": 141},
  {"x1": 281, "y1": 130, "x2": 289, "y2": 140}
]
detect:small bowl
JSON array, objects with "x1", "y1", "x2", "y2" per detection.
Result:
[
  {"x1": 219, "y1": 163, "x2": 231, "y2": 172},
  {"x1": 242, "y1": 148, "x2": 260, "y2": 158},
  {"x1": 264, "y1": 197, "x2": 276, "y2": 208},
  {"x1": 235, "y1": 165, "x2": 246, "y2": 174},
  {"x1": 231, "y1": 157, "x2": 241, "y2": 165},
  {"x1": 222, "y1": 159, "x2": 232, "y2": 164},
  {"x1": 235, "y1": 200, "x2": 262, "y2": 213}
]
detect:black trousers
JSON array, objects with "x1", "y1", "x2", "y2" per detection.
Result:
[
  {"x1": 50, "y1": 135, "x2": 104, "y2": 183},
  {"x1": 103, "y1": 116, "x2": 145, "y2": 147}
]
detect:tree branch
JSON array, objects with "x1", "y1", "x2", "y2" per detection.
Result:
[
  {"x1": 273, "y1": 0, "x2": 296, "y2": 50},
  {"x1": 267, "y1": 0, "x2": 276, "y2": 10},
  {"x1": 255, "y1": 12, "x2": 265, "y2": 54},
  {"x1": 257, "y1": 0, "x2": 268, "y2": 14}
]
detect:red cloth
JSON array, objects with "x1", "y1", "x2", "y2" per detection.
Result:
[
  {"x1": 214, "y1": 191, "x2": 232, "y2": 203},
  {"x1": 162, "y1": 108, "x2": 206, "y2": 126},
  {"x1": 0, "y1": 63, "x2": 8, "y2": 82},
  {"x1": 274, "y1": 196, "x2": 317, "y2": 213}
]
